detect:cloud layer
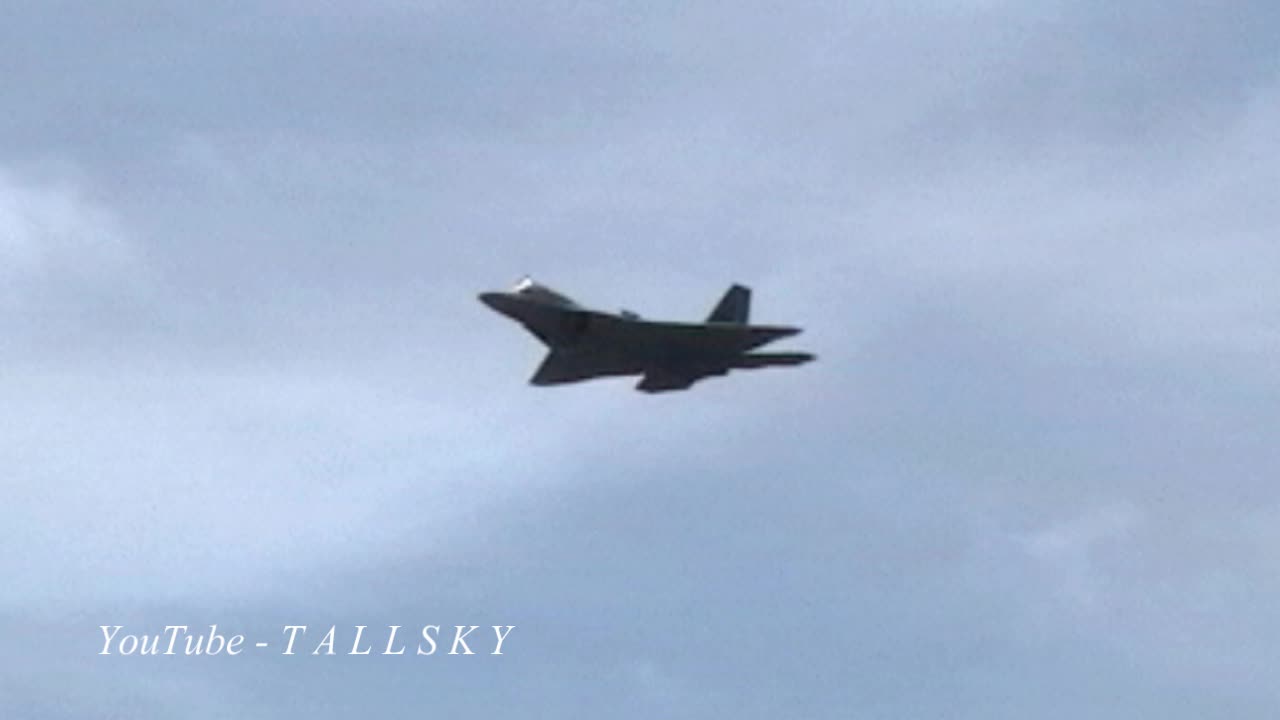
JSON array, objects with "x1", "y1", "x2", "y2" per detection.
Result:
[{"x1": 3, "y1": 2, "x2": 1278, "y2": 717}]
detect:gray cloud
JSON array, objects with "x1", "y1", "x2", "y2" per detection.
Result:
[{"x1": 3, "y1": 1, "x2": 1278, "y2": 717}]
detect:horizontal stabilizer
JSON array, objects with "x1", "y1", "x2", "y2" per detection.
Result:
[
  {"x1": 730, "y1": 352, "x2": 816, "y2": 369},
  {"x1": 707, "y1": 284, "x2": 750, "y2": 324}
]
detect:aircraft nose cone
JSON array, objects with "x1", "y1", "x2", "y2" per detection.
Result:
[{"x1": 479, "y1": 291, "x2": 516, "y2": 315}]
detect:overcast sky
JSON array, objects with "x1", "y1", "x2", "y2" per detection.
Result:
[{"x1": 3, "y1": 1, "x2": 1279, "y2": 717}]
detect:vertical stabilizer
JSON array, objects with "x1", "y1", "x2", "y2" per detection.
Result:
[{"x1": 706, "y1": 284, "x2": 751, "y2": 324}]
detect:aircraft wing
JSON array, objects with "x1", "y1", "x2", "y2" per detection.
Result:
[{"x1": 530, "y1": 350, "x2": 642, "y2": 385}]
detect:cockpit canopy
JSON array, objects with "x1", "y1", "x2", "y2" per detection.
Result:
[{"x1": 511, "y1": 276, "x2": 580, "y2": 309}]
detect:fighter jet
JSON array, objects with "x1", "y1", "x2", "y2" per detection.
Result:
[{"x1": 479, "y1": 277, "x2": 815, "y2": 393}]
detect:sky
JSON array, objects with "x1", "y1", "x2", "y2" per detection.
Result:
[{"x1": 2, "y1": 1, "x2": 1279, "y2": 717}]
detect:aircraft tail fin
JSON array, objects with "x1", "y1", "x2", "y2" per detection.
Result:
[{"x1": 707, "y1": 284, "x2": 750, "y2": 324}]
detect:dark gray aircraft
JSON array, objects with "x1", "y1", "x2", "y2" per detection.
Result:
[{"x1": 479, "y1": 277, "x2": 815, "y2": 392}]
